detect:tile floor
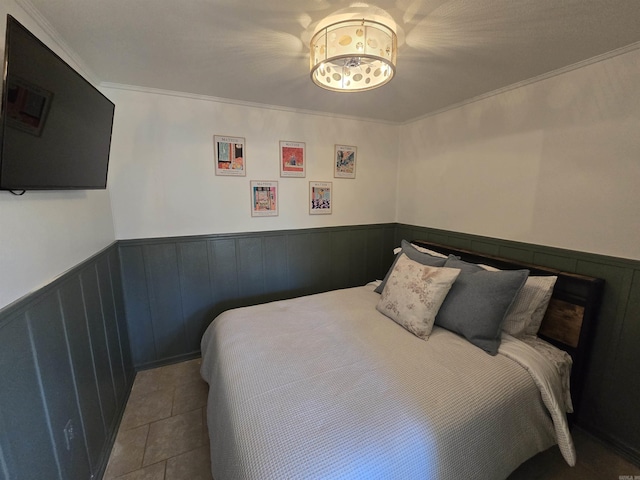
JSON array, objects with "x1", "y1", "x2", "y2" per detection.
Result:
[
  {"x1": 104, "y1": 358, "x2": 212, "y2": 480},
  {"x1": 105, "y1": 358, "x2": 640, "y2": 480}
]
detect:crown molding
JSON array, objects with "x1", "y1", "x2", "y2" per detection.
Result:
[
  {"x1": 402, "y1": 41, "x2": 640, "y2": 125},
  {"x1": 15, "y1": 0, "x2": 101, "y2": 86},
  {"x1": 13, "y1": 0, "x2": 640, "y2": 126},
  {"x1": 99, "y1": 83, "x2": 401, "y2": 126}
]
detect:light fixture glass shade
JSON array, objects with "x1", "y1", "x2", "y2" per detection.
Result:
[{"x1": 310, "y1": 19, "x2": 397, "y2": 92}]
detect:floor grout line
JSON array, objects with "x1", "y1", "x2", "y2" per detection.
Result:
[
  {"x1": 107, "y1": 359, "x2": 212, "y2": 480},
  {"x1": 139, "y1": 421, "x2": 152, "y2": 471}
]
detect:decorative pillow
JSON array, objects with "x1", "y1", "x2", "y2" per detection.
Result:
[
  {"x1": 525, "y1": 276, "x2": 557, "y2": 336},
  {"x1": 479, "y1": 265, "x2": 557, "y2": 337},
  {"x1": 435, "y1": 257, "x2": 529, "y2": 355},
  {"x1": 392, "y1": 243, "x2": 448, "y2": 258},
  {"x1": 376, "y1": 254, "x2": 461, "y2": 340},
  {"x1": 375, "y1": 239, "x2": 448, "y2": 294}
]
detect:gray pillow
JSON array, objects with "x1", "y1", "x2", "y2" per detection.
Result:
[
  {"x1": 434, "y1": 257, "x2": 529, "y2": 355},
  {"x1": 375, "y1": 240, "x2": 448, "y2": 294}
]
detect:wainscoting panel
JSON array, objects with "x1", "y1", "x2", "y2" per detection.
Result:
[
  {"x1": 237, "y1": 236, "x2": 265, "y2": 299},
  {"x1": 0, "y1": 243, "x2": 134, "y2": 480},
  {"x1": 286, "y1": 232, "x2": 313, "y2": 296},
  {"x1": 615, "y1": 270, "x2": 640, "y2": 450},
  {"x1": 59, "y1": 276, "x2": 106, "y2": 472},
  {"x1": 263, "y1": 235, "x2": 290, "y2": 295},
  {"x1": 28, "y1": 293, "x2": 91, "y2": 480},
  {"x1": 395, "y1": 224, "x2": 640, "y2": 465},
  {"x1": 109, "y1": 250, "x2": 134, "y2": 387},
  {"x1": 144, "y1": 243, "x2": 187, "y2": 362},
  {"x1": 177, "y1": 240, "x2": 213, "y2": 354},
  {"x1": 210, "y1": 238, "x2": 241, "y2": 310},
  {"x1": 0, "y1": 314, "x2": 58, "y2": 478},
  {"x1": 118, "y1": 224, "x2": 397, "y2": 370},
  {"x1": 97, "y1": 255, "x2": 128, "y2": 408},
  {"x1": 0, "y1": 444, "x2": 7, "y2": 480},
  {"x1": 119, "y1": 245, "x2": 155, "y2": 368},
  {"x1": 81, "y1": 264, "x2": 118, "y2": 434}
]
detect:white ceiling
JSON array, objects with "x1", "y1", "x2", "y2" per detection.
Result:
[{"x1": 21, "y1": 0, "x2": 640, "y2": 123}]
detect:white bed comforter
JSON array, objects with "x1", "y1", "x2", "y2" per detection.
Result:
[{"x1": 201, "y1": 285, "x2": 575, "y2": 480}]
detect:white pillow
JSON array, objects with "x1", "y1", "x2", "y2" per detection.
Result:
[
  {"x1": 392, "y1": 243, "x2": 448, "y2": 258},
  {"x1": 376, "y1": 254, "x2": 460, "y2": 339},
  {"x1": 479, "y1": 264, "x2": 556, "y2": 337}
]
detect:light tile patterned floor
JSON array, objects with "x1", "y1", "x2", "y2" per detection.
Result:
[
  {"x1": 104, "y1": 358, "x2": 212, "y2": 480},
  {"x1": 106, "y1": 358, "x2": 640, "y2": 480}
]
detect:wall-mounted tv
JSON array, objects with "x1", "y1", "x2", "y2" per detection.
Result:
[{"x1": 0, "y1": 15, "x2": 114, "y2": 191}]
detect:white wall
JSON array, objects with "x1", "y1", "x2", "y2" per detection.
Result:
[
  {"x1": 105, "y1": 87, "x2": 399, "y2": 239},
  {"x1": 0, "y1": 0, "x2": 116, "y2": 309},
  {"x1": 3, "y1": 0, "x2": 638, "y2": 311},
  {"x1": 397, "y1": 47, "x2": 640, "y2": 261}
]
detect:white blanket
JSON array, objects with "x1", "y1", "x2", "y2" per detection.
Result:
[
  {"x1": 499, "y1": 334, "x2": 576, "y2": 465},
  {"x1": 201, "y1": 285, "x2": 574, "y2": 479}
]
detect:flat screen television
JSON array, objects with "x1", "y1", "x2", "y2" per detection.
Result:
[{"x1": 0, "y1": 15, "x2": 114, "y2": 191}]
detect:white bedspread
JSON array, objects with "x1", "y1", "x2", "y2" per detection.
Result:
[{"x1": 201, "y1": 285, "x2": 575, "y2": 479}]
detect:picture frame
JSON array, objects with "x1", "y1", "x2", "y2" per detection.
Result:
[
  {"x1": 250, "y1": 180, "x2": 278, "y2": 217},
  {"x1": 279, "y1": 140, "x2": 305, "y2": 178},
  {"x1": 334, "y1": 144, "x2": 357, "y2": 179},
  {"x1": 214, "y1": 135, "x2": 246, "y2": 176},
  {"x1": 309, "y1": 181, "x2": 332, "y2": 215}
]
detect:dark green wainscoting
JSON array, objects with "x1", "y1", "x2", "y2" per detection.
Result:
[
  {"x1": 119, "y1": 222, "x2": 639, "y2": 465},
  {"x1": 0, "y1": 243, "x2": 134, "y2": 480},
  {"x1": 2, "y1": 222, "x2": 638, "y2": 480},
  {"x1": 118, "y1": 224, "x2": 397, "y2": 370},
  {"x1": 395, "y1": 224, "x2": 640, "y2": 466}
]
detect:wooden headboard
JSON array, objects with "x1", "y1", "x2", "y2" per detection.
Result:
[{"x1": 412, "y1": 240, "x2": 604, "y2": 414}]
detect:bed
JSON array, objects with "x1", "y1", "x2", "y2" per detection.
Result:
[{"x1": 200, "y1": 240, "x2": 603, "y2": 479}]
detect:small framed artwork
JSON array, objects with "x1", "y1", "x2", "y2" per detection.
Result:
[
  {"x1": 214, "y1": 135, "x2": 246, "y2": 176},
  {"x1": 250, "y1": 180, "x2": 278, "y2": 217},
  {"x1": 280, "y1": 141, "x2": 305, "y2": 177},
  {"x1": 309, "y1": 181, "x2": 332, "y2": 215},
  {"x1": 334, "y1": 144, "x2": 357, "y2": 179}
]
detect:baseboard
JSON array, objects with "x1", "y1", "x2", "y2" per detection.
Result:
[
  {"x1": 577, "y1": 421, "x2": 640, "y2": 468},
  {"x1": 94, "y1": 374, "x2": 136, "y2": 480},
  {"x1": 135, "y1": 350, "x2": 202, "y2": 372}
]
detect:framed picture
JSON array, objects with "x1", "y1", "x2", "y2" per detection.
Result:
[
  {"x1": 334, "y1": 144, "x2": 357, "y2": 179},
  {"x1": 214, "y1": 135, "x2": 246, "y2": 176},
  {"x1": 280, "y1": 141, "x2": 305, "y2": 177},
  {"x1": 309, "y1": 181, "x2": 332, "y2": 215},
  {"x1": 250, "y1": 180, "x2": 278, "y2": 217}
]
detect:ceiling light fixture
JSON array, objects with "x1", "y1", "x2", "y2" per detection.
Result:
[{"x1": 310, "y1": 18, "x2": 397, "y2": 92}]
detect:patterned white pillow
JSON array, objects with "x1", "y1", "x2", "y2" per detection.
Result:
[
  {"x1": 479, "y1": 264, "x2": 556, "y2": 337},
  {"x1": 376, "y1": 254, "x2": 461, "y2": 339}
]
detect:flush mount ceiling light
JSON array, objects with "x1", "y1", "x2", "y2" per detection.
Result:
[{"x1": 310, "y1": 18, "x2": 397, "y2": 92}]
